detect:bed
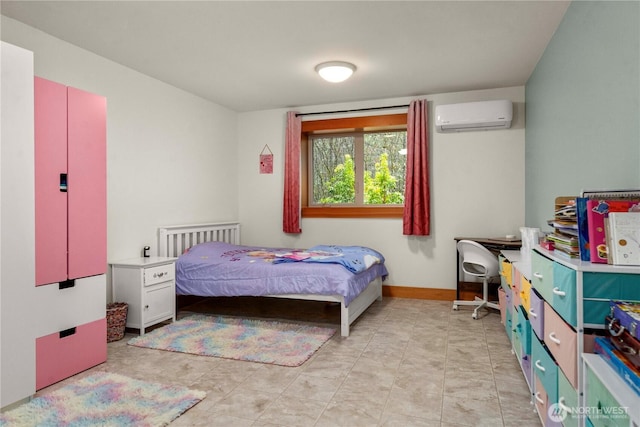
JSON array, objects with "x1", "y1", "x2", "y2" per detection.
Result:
[{"x1": 158, "y1": 222, "x2": 387, "y2": 337}]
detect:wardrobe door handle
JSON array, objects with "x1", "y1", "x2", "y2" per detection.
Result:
[
  {"x1": 534, "y1": 360, "x2": 546, "y2": 372},
  {"x1": 60, "y1": 173, "x2": 68, "y2": 192},
  {"x1": 552, "y1": 287, "x2": 566, "y2": 297},
  {"x1": 534, "y1": 391, "x2": 544, "y2": 404},
  {"x1": 529, "y1": 308, "x2": 537, "y2": 318},
  {"x1": 533, "y1": 272, "x2": 543, "y2": 279}
]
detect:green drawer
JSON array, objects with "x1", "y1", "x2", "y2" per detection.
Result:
[
  {"x1": 532, "y1": 251, "x2": 554, "y2": 303},
  {"x1": 585, "y1": 364, "x2": 630, "y2": 427},
  {"x1": 558, "y1": 368, "x2": 579, "y2": 427}
]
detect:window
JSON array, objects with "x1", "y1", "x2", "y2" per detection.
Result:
[{"x1": 301, "y1": 114, "x2": 407, "y2": 218}]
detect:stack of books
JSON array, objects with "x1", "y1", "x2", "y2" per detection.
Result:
[
  {"x1": 575, "y1": 190, "x2": 640, "y2": 264},
  {"x1": 546, "y1": 196, "x2": 580, "y2": 258}
]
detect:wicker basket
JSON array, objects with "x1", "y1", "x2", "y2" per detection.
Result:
[{"x1": 106, "y1": 302, "x2": 128, "y2": 343}]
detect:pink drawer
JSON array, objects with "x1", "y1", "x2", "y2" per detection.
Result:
[
  {"x1": 513, "y1": 270, "x2": 522, "y2": 293},
  {"x1": 36, "y1": 318, "x2": 107, "y2": 390},
  {"x1": 529, "y1": 289, "x2": 545, "y2": 340},
  {"x1": 512, "y1": 285, "x2": 522, "y2": 309},
  {"x1": 544, "y1": 304, "x2": 578, "y2": 389},
  {"x1": 534, "y1": 375, "x2": 549, "y2": 424},
  {"x1": 498, "y1": 287, "x2": 507, "y2": 325}
]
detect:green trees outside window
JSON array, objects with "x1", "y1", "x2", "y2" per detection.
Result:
[{"x1": 310, "y1": 131, "x2": 406, "y2": 206}]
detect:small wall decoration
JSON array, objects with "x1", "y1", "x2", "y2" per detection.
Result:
[{"x1": 260, "y1": 144, "x2": 274, "y2": 174}]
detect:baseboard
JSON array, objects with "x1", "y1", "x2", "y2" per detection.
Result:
[{"x1": 382, "y1": 285, "x2": 455, "y2": 301}]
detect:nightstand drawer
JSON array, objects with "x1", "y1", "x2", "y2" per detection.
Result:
[{"x1": 144, "y1": 263, "x2": 175, "y2": 286}]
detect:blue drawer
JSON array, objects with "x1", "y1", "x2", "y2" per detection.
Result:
[
  {"x1": 532, "y1": 335, "x2": 558, "y2": 405},
  {"x1": 515, "y1": 305, "x2": 532, "y2": 356},
  {"x1": 552, "y1": 261, "x2": 577, "y2": 327}
]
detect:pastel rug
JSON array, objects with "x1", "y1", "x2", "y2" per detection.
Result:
[
  {"x1": 0, "y1": 372, "x2": 205, "y2": 427},
  {"x1": 128, "y1": 314, "x2": 336, "y2": 367}
]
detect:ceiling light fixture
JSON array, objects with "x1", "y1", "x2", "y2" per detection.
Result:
[{"x1": 315, "y1": 61, "x2": 356, "y2": 83}]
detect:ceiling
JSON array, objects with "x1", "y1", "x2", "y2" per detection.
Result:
[{"x1": 1, "y1": 1, "x2": 570, "y2": 112}]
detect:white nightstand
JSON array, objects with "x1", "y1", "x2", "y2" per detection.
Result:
[{"x1": 110, "y1": 257, "x2": 177, "y2": 335}]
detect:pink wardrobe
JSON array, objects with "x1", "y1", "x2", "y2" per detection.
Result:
[{"x1": 33, "y1": 77, "x2": 107, "y2": 390}]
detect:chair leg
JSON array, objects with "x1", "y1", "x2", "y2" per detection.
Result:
[{"x1": 453, "y1": 277, "x2": 499, "y2": 319}]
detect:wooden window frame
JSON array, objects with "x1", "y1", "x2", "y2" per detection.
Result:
[{"x1": 301, "y1": 113, "x2": 407, "y2": 219}]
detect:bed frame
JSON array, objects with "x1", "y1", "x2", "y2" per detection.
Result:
[{"x1": 158, "y1": 222, "x2": 382, "y2": 337}]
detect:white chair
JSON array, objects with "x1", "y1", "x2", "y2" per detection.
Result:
[{"x1": 452, "y1": 239, "x2": 500, "y2": 319}]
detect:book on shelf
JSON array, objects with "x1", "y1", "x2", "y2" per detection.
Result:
[
  {"x1": 605, "y1": 212, "x2": 640, "y2": 266},
  {"x1": 576, "y1": 197, "x2": 591, "y2": 261},
  {"x1": 576, "y1": 190, "x2": 640, "y2": 262},
  {"x1": 547, "y1": 197, "x2": 579, "y2": 258},
  {"x1": 546, "y1": 233, "x2": 580, "y2": 258},
  {"x1": 587, "y1": 199, "x2": 640, "y2": 263}
]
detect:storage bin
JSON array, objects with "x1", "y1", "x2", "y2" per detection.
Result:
[{"x1": 106, "y1": 302, "x2": 128, "y2": 342}]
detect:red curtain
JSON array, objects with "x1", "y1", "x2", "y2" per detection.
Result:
[
  {"x1": 403, "y1": 100, "x2": 430, "y2": 236},
  {"x1": 283, "y1": 111, "x2": 302, "y2": 234}
]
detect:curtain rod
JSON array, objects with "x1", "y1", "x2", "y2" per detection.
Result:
[{"x1": 295, "y1": 104, "x2": 409, "y2": 117}]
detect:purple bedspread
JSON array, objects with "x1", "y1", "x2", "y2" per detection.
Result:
[{"x1": 175, "y1": 242, "x2": 388, "y2": 306}]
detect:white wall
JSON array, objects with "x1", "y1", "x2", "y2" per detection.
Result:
[
  {"x1": 238, "y1": 87, "x2": 525, "y2": 290},
  {"x1": 1, "y1": 41, "x2": 36, "y2": 408},
  {"x1": 1, "y1": 17, "x2": 239, "y2": 272},
  {"x1": 2, "y1": 16, "x2": 525, "y2": 293}
]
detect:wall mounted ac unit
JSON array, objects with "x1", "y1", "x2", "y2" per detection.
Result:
[{"x1": 435, "y1": 99, "x2": 513, "y2": 133}]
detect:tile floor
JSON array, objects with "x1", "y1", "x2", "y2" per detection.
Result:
[{"x1": 44, "y1": 297, "x2": 542, "y2": 426}]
